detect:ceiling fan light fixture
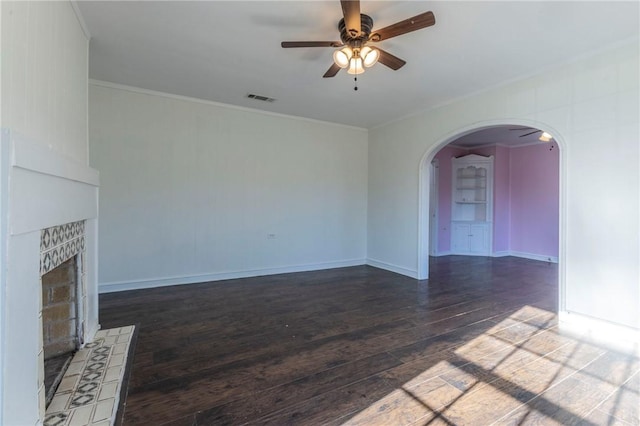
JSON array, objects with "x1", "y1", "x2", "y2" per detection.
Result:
[
  {"x1": 360, "y1": 46, "x2": 379, "y2": 68},
  {"x1": 539, "y1": 131, "x2": 553, "y2": 142},
  {"x1": 333, "y1": 47, "x2": 352, "y2": 68},
  {"x1": 347, "y1": 56, "x2": 364, "y2": 74}
]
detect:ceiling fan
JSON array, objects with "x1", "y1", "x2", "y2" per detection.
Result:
[
  {"x1": 509, "y1": 127, "x2": 554, "y2": 142},
  {"x1": 281, "y1": 0, "x2": 436, "y2": 87}
]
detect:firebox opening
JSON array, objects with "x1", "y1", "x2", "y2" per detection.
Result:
[{"x1": 42, "y1": 256, "x2": 80, "y2": 406}]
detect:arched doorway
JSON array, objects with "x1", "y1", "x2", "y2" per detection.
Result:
[{"x1": 418, "y1": 120, "x2": 566, "y2": 311}]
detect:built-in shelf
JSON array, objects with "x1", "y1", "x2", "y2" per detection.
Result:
[{"x1": 451, "y1": 154, "x2": 494, "y2": 256}]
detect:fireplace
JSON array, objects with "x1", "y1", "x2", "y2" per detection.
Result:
[
  {"x1": 1, "y1": 94, "x2": 99, "y2": 426},
  {"x1": 39, "y1": 221, "x2": 87, "y2": 406},
  {"x1": 42, "y1": 257, "x2": 79, "y2": 360}
]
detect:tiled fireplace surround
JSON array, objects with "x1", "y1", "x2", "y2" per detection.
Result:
[
  {"x1": 41, "y1": 221, "x2": 88, "y2": 401},
  {"x1": 0, "y1": 131, "x2": 100, "y2": 425}
]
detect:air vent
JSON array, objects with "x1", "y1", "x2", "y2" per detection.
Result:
[{"x1": 247, "y1": 93, "x2": 276, "y2": 102}]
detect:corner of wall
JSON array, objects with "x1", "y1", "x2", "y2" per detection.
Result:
[{"x1": 559, "y1": 311, "x2": 640, "y2": 355}]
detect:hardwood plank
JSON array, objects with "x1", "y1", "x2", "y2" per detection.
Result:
[
  {"x1": 247, "y1": 375, "x2": 395, "y2": 426},
  {"x1": 98, "y1": 256, "x2": 638, "y2": 425},
  {"x1": 591, "y1": 371, "x2": 640, "y2": 425},
  {"x1": 495, "y1": 376, "x2": 610, "y2": 425},
  {"x1": 194, "y1": 352, "x2": 402, "y2": 424}
]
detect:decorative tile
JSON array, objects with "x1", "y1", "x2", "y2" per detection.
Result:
[
  {"x1": 90, "y1": 353, "x2": 109, "y2": 363},
  {"x1": 44, "y1": 412, "x2": 70, "y2": 426},
  {"x1": 86, "y1": 361, "x2": 106, "y2": 372},
  {"x1": 85, "y1": 339, "x2": 104, "y2": 349},
  {"x1": 94, "y1": 347, "x2": 110, "y2": 355},
  {"x1": 42, "y1": 228, "x2": 52, "y2": 251},
  {"x1": 81, "y1": 371, "x2": 102, "y2": 383},
  {"x1": 45, "y1": 326, "x2": 135, "y2": 426},
  {"x1": 42, "y1": 252, "x2": 52, "y2": 273},
  {"x1": 51, "y1": 249, "x2": 60, "y2": 268},
  {"x1": 70, "y1": 393, "x2": 95, "y2": 408},
  {"x1": 40, "y1": 221, "x2": 86, "y2": 276},
  {"x1": 52, "y1": 227, "x2": 61, "y2": 247},
  {"x1": 76, "y1": 381, "x2": 100, "y2": 395}
]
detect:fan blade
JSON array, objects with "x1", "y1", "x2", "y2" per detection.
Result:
[
  {"x1": 509, "y1": 127, "x2": 534, "y2": 131},
  {"x1": 520, "y1": 130, "x2": 541, "y2": 137},
  {"x1": 370, "y1": 11, "x2": 435, "y2": 42},
  {"x1": 281, "y1": 41, "x2": 343, "y2": 48},
  {"x1": 341, "y1": 0, "x2": 361, "y2": 37},
  {"x1": 323, "y1": 63, "x2": 341, "y2": 78},
  {"x1": 376, "y1": 48, "x2": 406, "y2": 70}
]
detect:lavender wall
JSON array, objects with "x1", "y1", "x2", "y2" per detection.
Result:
[
  {"x1": 433, "y1": 142, "x2": 558, "y2": 259},
  {"x1": 509, "y1": 143, "x2": 559, "y2": 258}
]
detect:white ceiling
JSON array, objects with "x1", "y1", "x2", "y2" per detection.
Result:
[
  {"x1": 78, "y1": 1, "x2": 639, "y2": 130},
  {"x1": 451, "y1": 126, "x2": 552, "y2": 148}
]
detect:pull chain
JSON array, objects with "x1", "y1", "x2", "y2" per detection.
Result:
[{"x1": 354, "y1": 76, "x2": 358, "y2": 91}]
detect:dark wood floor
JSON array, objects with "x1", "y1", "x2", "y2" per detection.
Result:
[{"x1": 99, "y1": 256, "x2": 639, "y2": 425}]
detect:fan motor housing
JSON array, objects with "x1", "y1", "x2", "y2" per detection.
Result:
[{"x1": 338, "y1": 14, "x2": 374, "y2": 47}]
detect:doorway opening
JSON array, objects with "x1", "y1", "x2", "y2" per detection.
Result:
[{"x1": 418, "y1": 122, "x2": 564, "y2": 309}]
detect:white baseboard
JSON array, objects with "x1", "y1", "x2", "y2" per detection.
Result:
[
  {"x1": 99, "y1": 258, "x2": 366, "y2": 293},
  {"x1": 559, "y1": 311, "x2": 640, "y2": 355},
  {"x1": 430, "y1": 251, "x2": 452, "y2": 257},
  {"x1": 490, "y1": 250, "x2": 558, "y2": 263},
  {"x1": 366, "y1": 258, "x2": 418, "y2": 279},
  {"x1": 508, "y1": 251, "x2": 558, "y2": 263},
  {"x1": 432, "y1": 250, "x2": 557, "y2": 263}
]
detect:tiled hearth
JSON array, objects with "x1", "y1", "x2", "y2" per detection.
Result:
[{"x1": 44, "y1": 326, "x2": 135, "y2": 426}]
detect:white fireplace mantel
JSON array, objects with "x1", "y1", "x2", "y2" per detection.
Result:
[{"x1": 0, "y1": 129, "x2": 100, "y2": 425}]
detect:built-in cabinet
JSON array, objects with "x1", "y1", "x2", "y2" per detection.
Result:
[{"x1": 451, "y1": 154, "x2": 493, "y2": 255}]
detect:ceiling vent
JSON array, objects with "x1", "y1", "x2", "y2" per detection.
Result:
[{"x1": 246, "y1": 93, "x2": 276, "y2": 102}]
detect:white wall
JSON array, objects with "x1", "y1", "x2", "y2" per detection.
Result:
[
  {"x1": 368, "y1": 40, "x2": 639, "y2": 331},
  {"x1": 1, "y1": 1, "x2": 88, "y2": 164},
  {"x1": 89, "y1": 83, "x2": 368, "y2": 292},
  {"x1": 0, "y1": 2, "x2": 96, "y2": 424}
]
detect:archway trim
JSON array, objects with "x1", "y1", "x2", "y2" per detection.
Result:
[{"x1": 416, "y1": 118, "x2": 566, "y2": 312}]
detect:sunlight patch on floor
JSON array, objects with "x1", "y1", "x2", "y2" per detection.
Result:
[{"x1": 342, "y1": 306, "x2": 639, "y2": 426}]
